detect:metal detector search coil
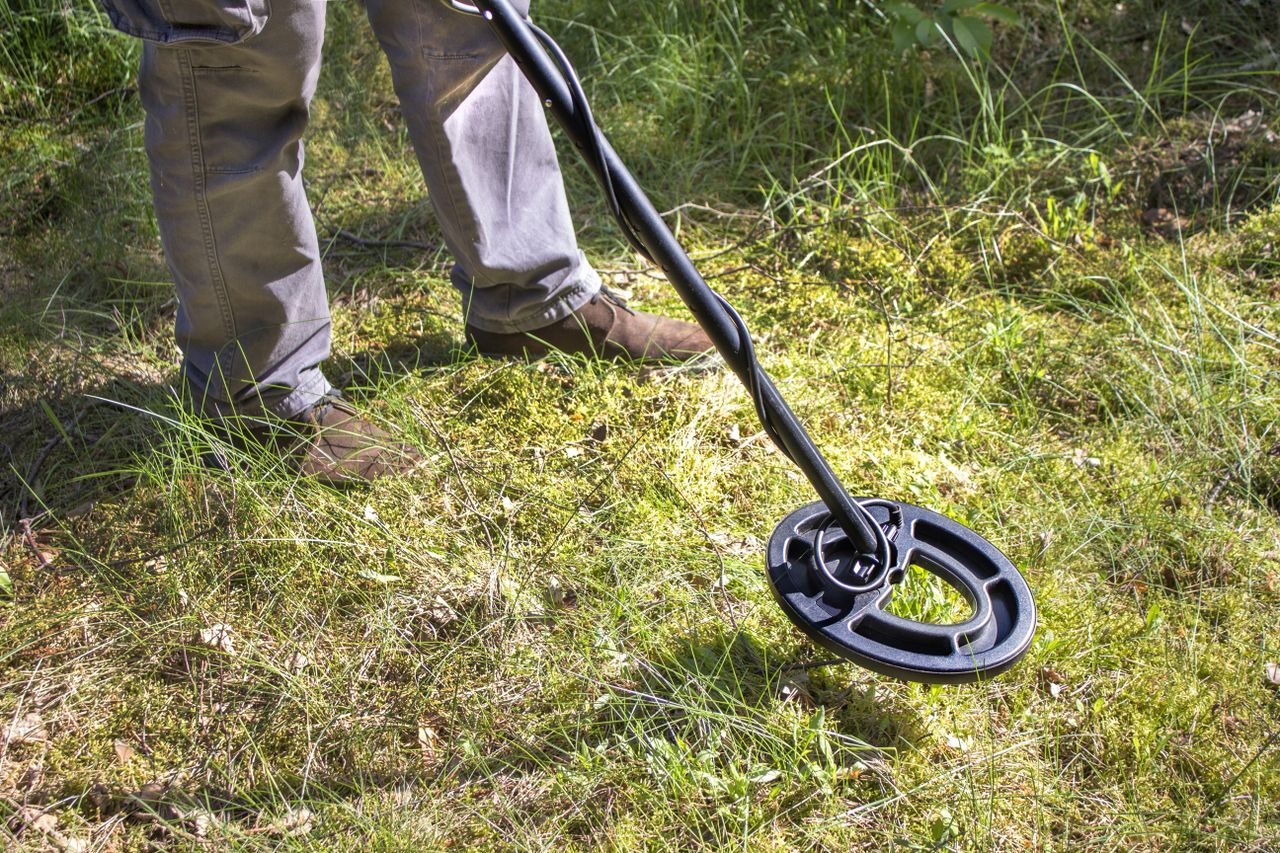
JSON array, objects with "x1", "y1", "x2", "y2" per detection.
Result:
[
  {"x1": 768, "y1": 500, "x2": 1036, "y2": 683},
  {"x1": 453, "y1": 0, "x2": 1037, "y2": 683}
]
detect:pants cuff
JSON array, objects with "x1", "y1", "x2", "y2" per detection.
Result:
[
  {"x1": 458, "y1": 261, "x2": 603, "y2": 335},
  {"x1": 187, "y1": 364, "x2": 334, "y2": 421}
]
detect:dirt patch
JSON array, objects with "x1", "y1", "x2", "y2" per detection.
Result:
[{"x1": 1125, "y1": 110, "x2": 1279, "y2": 238}]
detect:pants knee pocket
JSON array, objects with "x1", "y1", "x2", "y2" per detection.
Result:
[
  {"x1": 99, "y1": 0, "x2": 269, "y2": 46},
  {"x1": 190, "y1": 65, "x2": 309, "y2": 174}
]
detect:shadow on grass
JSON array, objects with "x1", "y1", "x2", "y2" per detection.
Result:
[
  {"x1": 634, "y1": 628, "x2": 920, "y2": 750},
  {"x1": 498, "y1": 623, "x2": 916, "y2": 780},
  {"x1": 0, "y1": 370, "x2": 174, "y2": 532}
]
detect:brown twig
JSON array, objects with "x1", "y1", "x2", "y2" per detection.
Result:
[
  {"x1": 18, "y1": 518, "x2": 52, "y2": 570},
  {"x1": 329, "y1": 228, "x2": 439, "y2": 253}
]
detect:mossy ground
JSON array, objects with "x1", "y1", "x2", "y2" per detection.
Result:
[{"x1": 2, "y1": 0, "x2": 1278, "y2": 849}]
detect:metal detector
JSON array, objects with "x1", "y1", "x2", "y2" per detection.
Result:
[{"x1": 442, "y1": 0, "x2": 1037, "y2": 683}]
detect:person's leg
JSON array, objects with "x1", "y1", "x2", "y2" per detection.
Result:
[
  {"x1": 137, "y1": 0, "x2": 333, "y2": 418},
  {"x1": 363, "y1": 0, "x2": 601, "y2": 334}
]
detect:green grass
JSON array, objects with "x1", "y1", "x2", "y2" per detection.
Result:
[{"x1": 2, "y1": 0, "x2": 1279, "y2": 849}]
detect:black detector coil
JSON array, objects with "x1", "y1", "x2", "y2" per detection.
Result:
[
  {"x1": 452, "y1": 0, "x2": 1038, "y2": 683},
  {"x1": 767, "y1": 500, "x2": 1035, "y2": 683}
]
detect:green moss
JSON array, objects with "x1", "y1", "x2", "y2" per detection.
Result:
[
  {"x1": 1211, "y1": 202, "x2": 1280, "y2": 278},
  {"x1": 996, "y1": 228, "x2": 1062, "y2": 285},
  {"x1": 919, "y1": 238, "x2": 974, "y2": 287}
]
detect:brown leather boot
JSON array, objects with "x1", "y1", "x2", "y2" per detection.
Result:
[
  {"x1": 208, "y1": 398, "x2": 425, "y2": 486},
  {"x1": 292, "y1": 398, "x2": 425, "y2": 486},
  {"x1": 465, "y1": 288, "x2": 715, "y2": 363}
]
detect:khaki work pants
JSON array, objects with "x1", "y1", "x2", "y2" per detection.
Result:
[{"x1": 101, "y1": 0, "x2": 600, "y2": 416}]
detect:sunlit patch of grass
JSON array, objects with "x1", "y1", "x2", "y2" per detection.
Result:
[{"x1": 884, "y1": 563, "x2": 974, "y2": 625}]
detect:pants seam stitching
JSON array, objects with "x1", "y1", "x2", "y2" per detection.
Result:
[
  {"x1": 180, "y1": 49, "x2": 238, "y2": 342},
  {"x1": 408, "y1": 0, "x2": 485, "y2": 292}
]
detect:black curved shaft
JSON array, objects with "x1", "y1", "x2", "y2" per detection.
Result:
[{"x1": 471, "y1": 0, "x2": 878, "y2": 554}]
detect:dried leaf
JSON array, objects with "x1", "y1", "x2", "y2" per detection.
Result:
[
  {"x1": 427, "y1": 596, "x2": 458, "y2": 627},
  {"x1": 16, "y1": 807, "x2": 89, "y2": 853},
  {"x1": 195, "y1": 623, "x2": 237, "y2": 656},
  {"x1": 266, "y1": 807, "x2": 313, "y2": 837},
  {"x1": 3, "y1": 712, "x2": 47, "y2": 746},
  {"x1": 1071, "y1": 448, "x2": 1101, "y2": 468},
  {"x1": 30, "y1": 811, "x2": 59, "y2": 834},
  {"x1": 176, "y1": 806, "x2": 221, "y2": 839},
  {"x1": 1266, "y1": 662, "x2": 1280, "y2": 686},
  {"x1": 417, "y1": 722, "x2": 440, "y2": 765},
  {"x1": 113, "y1": 738, "x2": 137, "y2": 764},
  {"x1": 17, "y1": 763, "x2": 44, "y2": 793},
  {"x1": 286, "y1": 650, "x2": 310, "y2": 674},
  {"x1": 779, "y1": 676, "x2": 813, "y2": 706},
  {"x1": 195, "y1": 703, "x2": 230, "y2": 731},
  {"x1": 53, "y1": 835, "x2": 89, "y2": 853},
  {"x1": 545, "y1": 575, "x2": 577, "y2": 609},
  {"x1": 708, "y1": 531, "x2": 761, "y2": 558}
]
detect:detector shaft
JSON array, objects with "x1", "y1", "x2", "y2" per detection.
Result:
[{"x1": 471, "y1": 0, "x2": 879, "y2": 553}]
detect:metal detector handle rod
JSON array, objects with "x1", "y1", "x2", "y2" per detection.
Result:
[{"x1": 472, "y1": 0, "x2": 879, "y2": 554}]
